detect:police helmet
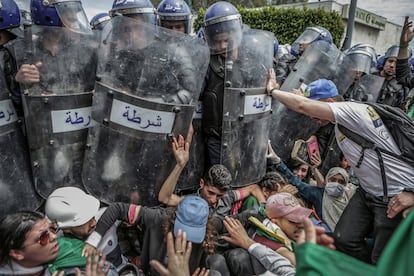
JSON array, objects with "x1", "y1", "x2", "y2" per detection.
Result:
[
  {"x1": 0, "y1": 0, "x2": 20, "y2": 30},
  {"x1": 30, "y1": 0, "x2": 90, "y2": 33},
  {"x1": 409, "y1": 57, "x2": 414, "y2": 74},
  {"x1": 90, "y1": 12, "x2": 111, "y2": 30},
  {"x1": 345, "y1": 43, "x2": 377, "y2": 74},
  {"x1": 197, "y1": 26, "x2": 205, "y2": 41},
  {"x1": 45, "y1": 187, "x2": 100, "y2": 228},
  {"x1": 110, "y1": 0, "x2": 155, "y2": 25},
  {"x1": 273, "y1": 37, "x2": 279, "y2": 58},
  {"x1": 291, "y1": 26, "x2": 332, "y2": 56},
  {"x1": 203, "y1": 1, "x2": 242, "y2": 54},
  {"x1": 156, "y1": 0, "x2": 191, "y2": 34},
  {"x1": 384, "y1": 44, "x2": 412, "y2": 61},
  {"x1": 376, "y1": 55, "x2": 385, "y2": 71}
]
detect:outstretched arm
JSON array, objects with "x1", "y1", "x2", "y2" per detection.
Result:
[
  {"x1": 158, "y1": 134, "x2": 190, "y2": 206},
  {"x1": 266, "y1": 69, "x2": 335, "y2": 123},
  {"x1": 398, "y1": 16, "x2": 414, "y2": 59}
]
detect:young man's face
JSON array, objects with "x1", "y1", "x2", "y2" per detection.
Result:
[
  {"x1": 64, "y1": 217, "x2": 97, "y2": 240},
  {"x1": 274, "y1": 217, "x2": 304, "y2": 241},
  {"x1": 199, "y1": 181, "x2": 225, "y2": 207},
  {"x1": 212, "y1": 32, "x2": 233, "y2": 58},
  {"x1": 382, "y1": 57, "x2": 396, "y2": 77}
]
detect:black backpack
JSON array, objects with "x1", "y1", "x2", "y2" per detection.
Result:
[{"x1": 338, "y1": 103, "x2": 414, "y2": 202}]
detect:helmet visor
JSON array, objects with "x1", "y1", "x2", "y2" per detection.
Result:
[
  {"x1": 204, "y1": 18, "x2": 242, "y2": 54},
  {"x1": 55, "y1": 1, "x2": 91, "y2": 34}
]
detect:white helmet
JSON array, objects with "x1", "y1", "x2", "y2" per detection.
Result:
[{"x1": 45, "y1": 187, "x2": 100, "y2": 228}]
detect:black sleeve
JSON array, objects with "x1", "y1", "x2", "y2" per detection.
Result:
[
  {"x1": 95, "y1": 202, "x2": 131, "y2": 236},
  {"x1": 396, "y1": 58, "x2": 414, "y2": 89}
]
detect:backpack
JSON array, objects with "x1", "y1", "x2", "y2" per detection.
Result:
[{"x1": 338, "y1": 103, "x2": 414, "y2": 201}]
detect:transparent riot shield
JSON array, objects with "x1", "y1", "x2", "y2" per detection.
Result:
[
  {"x1": 82, "y1": 16, "x2": 209, "y2": 205},
  {"x1": 269, "y1": 41, "x2": 343, "y2": 161},
  {"x1": 220, "y1": 29, "x2": 274, "y2": 187},
  {"x1": 351, "y1": 74, "x2": 384, "y2": 103},
  {"x1": 0, "y1": 53, "x2": 41, "y2": 216},
  {"x1": 16, "y1": 25, "x2": 98, "y2": 198}
]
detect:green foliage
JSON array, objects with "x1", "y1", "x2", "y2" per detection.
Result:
[{"x1": 193, "y1": 5, "x2": 345, "y2": 47}]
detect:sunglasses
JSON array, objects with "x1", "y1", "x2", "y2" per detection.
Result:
[{"x1": 23, "y1": 227, "x2": 58, "y2": 248}]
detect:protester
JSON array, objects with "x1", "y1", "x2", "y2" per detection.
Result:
[{"x1": 266, "y1": 68, "x2": 414, "y2": 264}]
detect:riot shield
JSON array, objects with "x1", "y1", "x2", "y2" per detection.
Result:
[
  {"x1": 0, "y1": 53, "x2": 41, "y2": 216},
  {"x1": 269, "y1": 41, "x2": 343, "y2": 161},
  {"x1": 82, "y1": 17, "x2": 209, "y2": 205},
  {"x1": 221, "y1": 29, "x2": 274, "y2": 187},
  {"x1": 352, "y1": 74, "x2": 384, "y2": 103},
  {"x1": 16, "y1": 25, "x2": 98, "y2": 198}
]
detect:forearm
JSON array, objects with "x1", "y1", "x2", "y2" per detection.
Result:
[
  {"x1": 248, "y1": 243, "x2": 296, "y2": 275},
  {"x1": 312, "y1": 168, "x2": 325, "y2": 188},
  {"x1": 396, "y1": 58, "x2": 414, "y2": 89},
  {"x1": 158, "y1": 164, "x2": 185, "y2": 206},
  {"x1": 86, "y1": 202, "x2": 138, "y2": 247},
  {"x1": 238, "y1": 184, "x2": 266, "y2": 204},
  {"x1": 269, "y1": 89, "x2": 334, "y2": 122},
  {"x1": 398, "y1": 45, "x2": 410, "y2": 59}
]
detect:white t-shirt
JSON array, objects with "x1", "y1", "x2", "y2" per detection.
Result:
[{"x1": 329, "y1": 102, "x2": 414, "y2": 197}]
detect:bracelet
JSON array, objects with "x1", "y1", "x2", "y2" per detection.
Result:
[
  {"x1": 400, "y1": 44, "x2": 409, "y2": 48},
  {"x1": 269, "y1": 87, "x2": 278, "y2": 96}
]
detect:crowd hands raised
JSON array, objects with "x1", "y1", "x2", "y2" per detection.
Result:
[{"x1": 2, "y1": 0, "x2": 414, "y2": 274}]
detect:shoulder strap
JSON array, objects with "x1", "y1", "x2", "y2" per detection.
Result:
[{"x1": 337, "y1": 124, "x2": 389, "y2": 202}]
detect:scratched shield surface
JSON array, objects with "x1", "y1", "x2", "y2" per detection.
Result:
[
  {"x1": 269, "y1": 41, "x2": 343, "y2": 161},
  {"x1": 82, "y1": 16, "x2": 210, "y2": 206},
  {"x1": 17, "y1": 25, "x2": 98, "y2": 198},
  {"x1": 220, "y1": 29, "x2": 274, "y2": 187},
  {"x1": 0, "y1": 52, "x2": 42, "y2": 216}
]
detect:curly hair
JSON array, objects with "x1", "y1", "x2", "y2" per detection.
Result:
[
  {"x1": 259, "y1": 171, "x2": 288, "y2": 191},
  {"x1": 0, "y1": 211, "x2": 45, "y2": 265},
  {"x1": 203, "y1": 164, "x2": 232, "y2": 192},
  {"x1": 163, "y1": 208, "x2": 217, "y2": 255}
]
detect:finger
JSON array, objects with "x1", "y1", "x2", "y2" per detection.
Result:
[
  {"x1": 74, "y1": 267, "x2": 81, "y2": 276},
  {"x1": 150, "y1": 260, "x2": 169, "y2": 276},
  {"x1": 174, "y1": 229, "x2": 183, "y2": 253},
  {"x1": 181, "y1": 231, "x2": 188, "y2": 255},
  {"x1": 184, "y1": 241, "x2": 192, "y2": 261},
  {"x1": 166, "y1": 231, "x2": 176, "y2": 258},
  {"x1": 303, "y1": 217, "x2": 316, "y2": 243}
]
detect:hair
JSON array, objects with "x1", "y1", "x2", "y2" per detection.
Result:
[
  {"x1": 163, "y1": 208, "x2": 217, "y2": 255},
  {"x1": 203, "y1": 164, "x2": 232, "y2": 192},
  {"x1": 259, "y1": 171, "x2": 288, "y2": 191},
  {"x1": 286, "y1": 158, "x2": 311, "y2": 182},
  {"x1": 0, "y1": 211, "x2": 45, "y2": 265},
  {"x1": 331, "y1": 94, "x2": 344, "y2": 102}
]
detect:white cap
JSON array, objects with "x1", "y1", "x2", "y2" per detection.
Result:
[{"x1": 45, "y1": 187, "x2": 100, "y2": 228}]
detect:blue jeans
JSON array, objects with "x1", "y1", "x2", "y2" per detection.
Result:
[{"x1": 334, "y1": 187, "x2": 403, "y2": 264}]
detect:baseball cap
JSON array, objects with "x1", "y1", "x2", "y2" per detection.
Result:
[
  {"x1": 174, "y1": 196, "x2": 209, "y2": 243},
  {"x1": 45, "y1": 187, "x2": 100, "y2": 228},
  {"x1": 265, "y1": 193, "x2": 312, "y2": 223},
  {"x1": 303, "y1": 79, "x2": 338, "y2": 100}
]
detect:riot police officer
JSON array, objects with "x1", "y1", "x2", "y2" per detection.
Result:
[
  {"x1": 277, "y1": 26, "x2": 333, "y2": 85},
  {"x1": 13, "y1": 0, "x2": 99, "y2": 198},
  {"x1": 156, "y1": 0, "x2": 191, "y2": 34},
  {"x1": 15, "y1": 0, "x2": 97, "y2": 95},
  {"x1": 342, "y1": 43, "x2": 378, "y2": 102},
  {"x1": 201, "y1": 1, "x2": 243, "y2": 167},
  {"x1": 374, "y1": 45, "x2": 412, "y2": 107},
  {"x1": 0, "y1": 0, "x2": 24, "y2": 116},
  {"x1": 0, "y1": 0, "x2": 42, "y2": 216}
]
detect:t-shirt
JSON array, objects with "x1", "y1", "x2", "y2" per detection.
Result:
[{"x1": 329, "y1": 102, "x2": 414, "y2": 196}]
